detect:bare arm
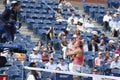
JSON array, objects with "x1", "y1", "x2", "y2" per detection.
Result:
[{"x1": 66, "y1": 48, "x2": 80, "y2": 56}]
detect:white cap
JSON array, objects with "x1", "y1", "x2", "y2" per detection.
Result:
[
  {"x1": 11, "y1": 1, "x2": 17, "y2": 4},
  {"x1": 109, "y1": 40, "x2": 114, "y2": 43},
  {"x1": 33, "y1": 47, "x2": 38, "y2": 51},
  {"x1": 98, "y1": 52, "x2": 102, "y2": 55},
  {"x1": 114, "y1": 54, "x2": 119, "y2": 58},
  {"x1": 92, "y1": 31, "x2": 98, "y2": 35},
  {"x1": 78, "y1": 19, "x2": 83, "y2": 23}
]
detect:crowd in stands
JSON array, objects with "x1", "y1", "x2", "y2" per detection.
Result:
[{"x1": 1, "y1": 0, "x2": 120, "y2": 80}]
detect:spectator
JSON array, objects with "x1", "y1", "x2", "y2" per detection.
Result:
[
  {"x1": 76, "y1": 20, "x2": 85, "y2": 32},
  {"x1": 46, "y1": 26, "x2": 55, "y2": 41},
  {"x1": 57, "y1": 58, "x2": 68, "y2": 71},
  {"x1": 67, "y1": 37, "x2": 76, "y2": 50},
  {"x1": 66, "y1": 41, "x2": 84, "y2": 80},
  {"x1": 1, "y1": 2, "x2": 21, "y2": 42},
  {"x1": 88, "y1": 39, "x2": 98, "y2": 52},
  {"x1": 26, "y1": 62, "x2": 41, "y2": 80},
  {"x1": 110, "y1": 54, "x2": 120, "y2": 69},
  {"x1": 109, "y1": 16, "x2": 118, "y2": 37},
  {"x1": 47, "y1": 67, "x2": 61, "y2": 80},
  {"x1": 99, "y1": 33, "x2": 108, "y2": 44},
  {"x1": 105, "y1": 40, "x2": 116, "y2": 52},
  {"x1": 58, "y1": 0, "x2": 65, "y2": 10},
  {"x1": 46, "y1": 41, "x2": 55, "y2": 54},
  {"x1": 103, "y1": 11, "x2": 112, "y2": 32},
  {"x1": 61, "y1": 36, "x2": 68, "y2": 48},
  {"x1": 67, "y1": 19, "x2": 76, "y2": 32},
  {"x1": 29, "y1": 47, "x2": 42, "y2": 62},
  {"x1": 116, "y1": 45, "x2": 120, "y2": 55},
  {"x1": 78, "y1": 14, "x2": 87, "y2": 27},
  {"x1": 36, "y1": 40, "x2": 43, "y2": 54},
  {"x1": 41, "y1": 48, "x2": 49, "y2": 63},
  {"x1": 58, "y1": 30, "x2": 69, "y2": 40},
  {"x1": 68, "y1": 13, "x2": 78, "y2": 24},
  {"x1": 91, "y1": 32, "x2": 100, "y2": 43},
  {"x1": 84, "y1": 18, "x2": 95, "y2": 28},
  {"x1": 55, "y1": 8, "x2": 64, "y2": 21},
  {"x1": 5, "y1": 49, "x2": 17, "y2": 63},
  {"x1": 74, "y1": 29, "x2": 81, "y2": 42},
  {"x1": 45, "y1": 57, "x2": 57, "y2": 70},
  {"x1": 98, "y1": 39, "x2": 106, "y2": 52},
  {"x1": 114, "y1": 12, "x2": 120, "y2": 22},
  {"x1": 94, "y1": 52, "x2": 103, "y2": 67},
  {"x1": 104, "y1": 52, "x2": 112, "y2": 65},
  {"x1": 92, "y1": 68, "x2": 102, "y2": 80},
  {"x1": 81, "y1": 60, "x2": 91, "y2": 74}
]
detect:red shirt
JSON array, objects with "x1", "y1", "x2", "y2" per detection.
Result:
[{"x1": 41, "y1": 55, "x2": 49, "y2": 63}]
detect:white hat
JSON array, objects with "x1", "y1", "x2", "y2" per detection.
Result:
[
  {"x1": 78, "y1": 19, "x2": 83, "y2": 23},
  {"x1": 33, "y1": 47, "x2": 38, "y2": 51},
  {"x1": 98, "y1": 52, "x2": 102, "y2": 55},
  {"x1": 114, "y1": 54, "x2": 119, "y2": 58},
  {"x1": 109, "y1": 40, "x2": 114, "y2": 43},
  {"x1": 92, "y1": 31, "x2": 98, "y2": 36},
  {"x1": 11, "y1": 1, "x2": 17, "y2": 4}
]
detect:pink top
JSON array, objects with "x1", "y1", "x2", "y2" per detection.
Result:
[
  {"x1": 116, "y1": 49, "x2": 120, "y2": 55},
  {"x1": 95, "y1": 57, "x2": 103, "y2": 66},
  {"x1": 73, "y1": 48, "x2": 84, "y2": 65}
]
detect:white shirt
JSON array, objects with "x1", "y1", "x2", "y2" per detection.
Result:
[
  {"x1": 68, "y1": 16, "x2": 78, "y2": 24},
  {"x1": 109, "y1": 20, "x2": 118, "y2": 30},
  {"x1": 29, "y1": 53, "x2": 42, "y2": 62},
  {"x1": 103, "y1": 15, "x2": 112, "y2": 22},
  {"x1": 110, "y1": 60, "x2": 120, "y2": 69},
  {"x1": 6, "y1": 53, "x2": 17, "y2": 62},
  {"x1": 57, "y1": 63, "x2": 68, "y2": 71},
  {"x1": 84, "y1": 22, "x2": 95, "y2": 28},
  {"x1": 26, "y1": 72, "x2": 41, "y2": 80},
  {"x1": 45, "y1": 62, "x2": 57, "y2": 70}
]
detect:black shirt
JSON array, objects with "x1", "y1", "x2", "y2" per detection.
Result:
[{"x1": 1, "y1": 8, "x2": 17, "y2": 24}]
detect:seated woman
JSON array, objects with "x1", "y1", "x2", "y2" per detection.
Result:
[
  {"x1": 46, "y1": 41, "x2": 55, "y2": 54},
  {"x1": 36, "y1": 40, "x2": 44, "y2": 54},
  {"x1": 58, "y1": 30, "x2": 69, "y2": 40},
  {"x1": 104, "y1": 52, "x2": 112, "y2": 65},
  {"x1": 55, "y1": 8, "x2": 64, "y2": 22}
]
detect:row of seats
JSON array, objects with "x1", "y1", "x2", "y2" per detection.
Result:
[{"x1": 83, "y1": 3, "x2": 106, "y2": 24}]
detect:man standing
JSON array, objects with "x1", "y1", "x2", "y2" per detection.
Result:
[{"x1": 1, "y1": 1, "x2": 21, "y2": 42}]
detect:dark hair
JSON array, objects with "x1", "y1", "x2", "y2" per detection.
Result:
[
  {"x1": 36, "y1": 40, "x2": 43, "y2": 46},
  {"x1": 59, "y1": 0, "x2": 64, "y2": 4},
  {"x1": 29, "y1": 62, "x2": 36, "y2": 67},
  {"x1": 63, "y1": 30, "x2": 68, "y2": 35}
]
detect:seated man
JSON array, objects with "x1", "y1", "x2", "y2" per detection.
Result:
[
  {"x1": 26, "y1": 62, "x2": 41, "y2": 80},
  {"x1": 110, "y1": 54, "x2": 120, "y2": 69}
]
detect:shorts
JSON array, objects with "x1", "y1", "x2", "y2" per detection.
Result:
[{"x1": 72, "y1": 65, "x2": 82, "y2": 78}]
